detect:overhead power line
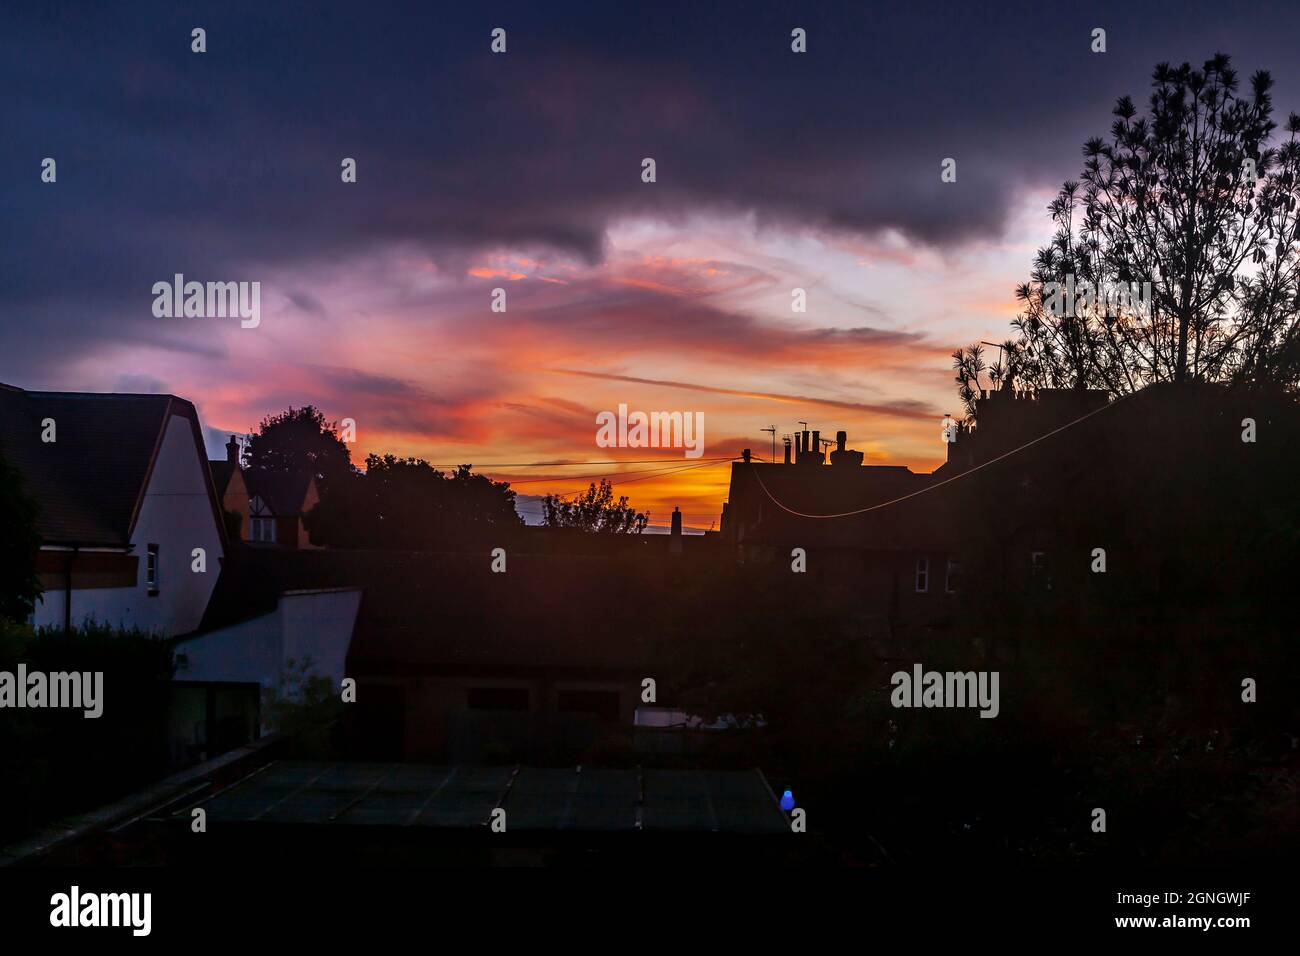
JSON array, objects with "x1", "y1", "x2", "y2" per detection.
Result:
[
  {"x1": 749, "y1": 393, "x2": 1132, "y2": 519},
  {"x1": 502, "y1": 456, "x2": 736, "y2": 487},
  {"x1": 541, "y1": 456, "x2": 737, "y2": 498},
  {"x1": 468, "y1": 457, "x2": 736, "y2": 468}
]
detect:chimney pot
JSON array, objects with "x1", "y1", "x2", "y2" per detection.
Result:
[{"x1": 226, "y1": 435, "x2": 240, "y2": 465}]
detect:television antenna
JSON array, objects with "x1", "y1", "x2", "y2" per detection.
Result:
[
  {"x1": 761, "y1": 426, "x2": 776, "y2": 463},
  {"x1": 979, "y1": 340, "x2": 1009, "y2": 387}
]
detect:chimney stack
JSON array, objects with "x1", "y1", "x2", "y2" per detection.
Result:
[
  {"x1": 811, "y1": 431, "x2": 821, "y2": 463},
  {"x1": 742, "y1": 448, "x2": 752, "y2": 463},
  {"x1": 783, "y1": 436, "x2": 792, "y2": 464},
  {"x1": 830, "y1": 429, "x2": 864, "y2": 467},
  {"x1": 226, "y1": 435, "x2": 240, "y2": 466},
  {"x1": 669, "y1": 506, "x2": 683, "y2": 554}
]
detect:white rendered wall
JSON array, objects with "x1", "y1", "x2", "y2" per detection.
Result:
[
  {"x1": 173, "y1": 588, "x2": 361, "y2": 690},
  {"x1": 32, "y1": 413, "x2": 225, "y2": 637}
]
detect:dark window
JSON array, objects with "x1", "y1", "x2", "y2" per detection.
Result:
[
  {"x1": 946, "y1": 558, "x2": 961, "y2": 594},
  {"x1": 467, "y1": 687, "x2": 530, "y2": 711},
  {"x1": 915, "y1": 557, "x2": 929, "y2": 593},
  {"x1": 556, "y1": 690, "x2": 621, "y2": 722},
  {"x1": 146, "y1": 544, "x2": 159, "y2": 595},
  {"x1": 1030, "y1": 551, "x2": 1052, "y2": 591},
  {"x1": 250, "y1": 516, "x2": 277, "y2": 543}
]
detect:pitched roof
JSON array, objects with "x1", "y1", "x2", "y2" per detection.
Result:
[
  {"x1": 208, "y1": 459, "x2": 240, "y2": 498},
  {"x1": 0, "y1": 383, "x2": 224, "y2": 548},
  {"x1": 724, "y1": 460, "x2": 956, "y2": 551},
  {"x1": 197, "y1": 547, "x2": 660, "y2": 674},
  {"x1": 243, "y1": 469, "x2": 314, "y2": 516}
]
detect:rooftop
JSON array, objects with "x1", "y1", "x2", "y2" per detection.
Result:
[
  {"x1": 0, "y1": 384, "x2": 212, "y2": 547},
  {"x1": 195, "y1": 548, "x2": 666, "y2": 673},
  {"x1": 186, "y1": 760, "x2": 789, "y2": 833}
]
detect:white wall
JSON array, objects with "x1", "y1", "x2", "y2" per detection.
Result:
[
  {"x1": 173, "y1": 588, "x2": 361, "y2": 691},
  {"x1": 174, "y1": 609, "x2": 281, "y2": 685},
  {"x1": 32, "y1": 413, "x2": 225, "y2": 637},
  {"x1": 278, "y1": 590, "x2": 359, "y2": 686}
]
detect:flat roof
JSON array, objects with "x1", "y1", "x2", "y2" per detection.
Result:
[{"x1": 187, "y1": 761, "x2": 789, "y2": 834}]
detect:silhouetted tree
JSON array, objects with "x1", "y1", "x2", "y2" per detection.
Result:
[
  {"x1": 243, "y1": 406, "x2": 353, "y2": 487},
  {"x1": 973, "y1": 54, "x2": 1300, "y2": 405},
  {"x1": 542, "y1": 479, "x2": 648, "y2": 533},
  {"x1": 0, "y1": 621, "x2": 174, "y2": 844},
  {"x1": 305, "y1": 455, "x2": 522, "y2": 549}
]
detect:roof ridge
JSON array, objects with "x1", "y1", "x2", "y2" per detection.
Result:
[{"x1": 26, "y1": 390, "x2": 181, "y2": 401}]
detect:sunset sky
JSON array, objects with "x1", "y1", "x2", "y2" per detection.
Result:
[{"x1": 6, "y1": 1, "x2": 1300, "y2": 528}]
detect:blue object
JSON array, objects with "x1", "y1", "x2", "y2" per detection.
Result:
[{"x1": 779, "y1": 789, "x2": 795, "y2": 811}]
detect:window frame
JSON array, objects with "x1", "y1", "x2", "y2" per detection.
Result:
[
  {"x1": 146, "y1": 543, "x2": 160, "y2": 596},
  {"x1": 250, "y1": 516, "x2": 277, "y2": 544},
  {"x1": 915, "y1": 556, "x2": 929, "y2": 593},
  {"x1": 466, "y1": 687, "x2": 531, "y2": 711},
  {"x1": 1030, "y1": 550, "x2": 1052, "y2": 591}
]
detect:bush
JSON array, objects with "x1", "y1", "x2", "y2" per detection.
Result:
[{"x1": 0, "y1": 621, "x2": 173, "y2": 846}]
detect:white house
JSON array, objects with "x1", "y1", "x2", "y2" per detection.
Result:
[{"x1": 0, "y1": 383, "x2": 227, "y2": 637}]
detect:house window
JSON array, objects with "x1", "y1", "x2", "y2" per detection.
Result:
[
  {"x1": 466, "y1": 687, "x2": 530, "y2": 711},
  {"x1": 557, "y1": 690, "x2": 621, "y2": 722},
  {"x1": 146, "y1": 544, "x2": 159, "y2": 595},
  {"x1": 1031, "y1": 551, "x2": 1052, "y2": 591},
  {"x1": 946, "y1": 558, "x2": 960, "y2": 594},
  {"x1": 250, "y1": 516, "x2": 277, "y2": 543},
  {"x1": 915, "y1": 557, "x2": 929, "y2": 593}
]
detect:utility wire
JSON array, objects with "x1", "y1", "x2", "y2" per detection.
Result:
[
  {"x1": 540, "y1": 456, "x2": 737, "y2": 498},
  {"x1": 460, "y1": 457, "x2": 735, "y2": 468},
  {"x1": 502, "y1": 456, "x2": 737, "y2": 487},
  {"x1": 749, "y1": 393, "x2": 1131, "y2": 519}
]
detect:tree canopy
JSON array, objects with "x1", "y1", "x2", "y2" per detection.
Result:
[
  {"x1": 243, "y1": 405, "x2": 353, "y2": 486},
  {"x1": 305, "y1": 455, "x2": 522, "y2": 550},
  {"x1": 542, "y1": 479, "x2": 648, "y2": 534},
  {"x1": 957, "y1": 54, "x2": 1300, "y2": 416}
]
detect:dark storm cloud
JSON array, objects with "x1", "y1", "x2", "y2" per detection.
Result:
[
  {"x1": 4, "y1": 0, "x2": 1300, "y2": 373},
  {"x1": 241, "y1": 364, "x2": 473, "y2": 434}
]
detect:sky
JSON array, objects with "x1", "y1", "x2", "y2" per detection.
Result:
[{"x1": 5, "y1": 1, "x2": 1300, "y2": 528}]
